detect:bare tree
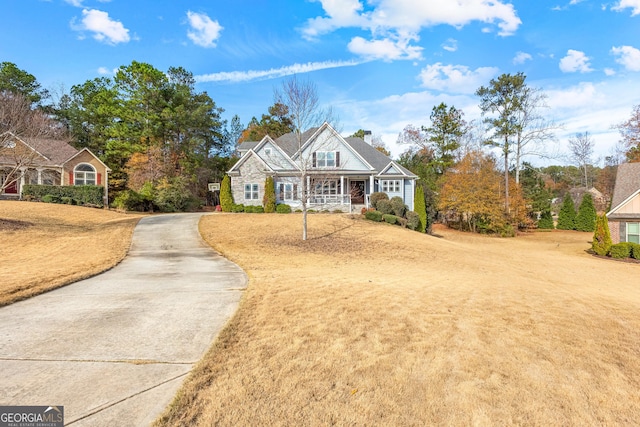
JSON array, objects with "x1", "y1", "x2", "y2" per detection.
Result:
[
  {"x1": 274, "y1": 76, "x2": 335, "y2": 241},
  {"x1": 568, "y1": 131, "x2": 595, "y2": 188},
  {"x1": 1, "y1": 91, "x2": 64, "y2": 192},
  {"x1": 513, "y1": 88, "x2": 563, "y2": 184}
]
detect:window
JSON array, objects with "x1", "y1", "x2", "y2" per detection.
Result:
[
  {"x1": 313, "y1": 151, "x2": 339, "y2": 168},
  {"x1": 74, "y1": 164, "x2": 96, "y2": 185},
  {"x1": 381, "y1": 180, "x2": 401, "y2": 193},
  {"x1": 279, "y1": 183, "x2": 298, "y2": 201},
  {"x1": 627, "y1": 222, "x2": 640, "y2": 244},
  {"x1": 315, "y1": 179, "x2": 339, "y2": 195},
  {"x1": 244, "y1": 183, "x2": 259, "y2": 200}
]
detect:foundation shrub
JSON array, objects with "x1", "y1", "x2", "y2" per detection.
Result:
[
  {"x1": 390, "y1": 196, "x2": 407, "y2": 217},
  {"x1": 609, "y1": 242, "x2": 632, "y2": 259},
  {"x1": 382, "y1": 214, "x2": 399, "y2": 225},
  {"x1": 365, "y1": 210, "x2": 383, "y2": 222},
  {"x1": 276, "y1": 203, "x2": 292, "y2": 213},
  {"x1": 630, "y1": 243, "x2": 640, "y2": 260},
  {"x1": 406, "y1": 211, "x2": 420, "y2": 231},
  {"x1": 376, "y1": 199, "x2": 394, "y2": 215},
  {"x1": 369, "y1": 192, "x2": 388, "y2": 210}
]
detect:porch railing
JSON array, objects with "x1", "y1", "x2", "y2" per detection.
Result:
[{"x1": 308, "y1": 194, "x2": 351, "y2": 206}]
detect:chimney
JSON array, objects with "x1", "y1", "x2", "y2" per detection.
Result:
[{"x1": 363, "y1": 130, "x2": 372, "y2": 145}]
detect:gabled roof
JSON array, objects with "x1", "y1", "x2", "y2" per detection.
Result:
[
  {"x1": 607, "y1": 162, "x2": 640, "y2": 217},
  {"x1": 0, "y1": 132, "x2": 78, "y2": 167},
  {"x1": 64, "y1": 147, "x2": 112, "y2": 172},
  {"x1": 231, "y1": 122, "x2": 417, "y2": 178},
  {"x1": 228, "y1": 149, "x2": 275, "y2": 174}
]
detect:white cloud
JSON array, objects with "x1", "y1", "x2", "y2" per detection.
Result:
[
  {"x1": 559, "y1": 49, "x2": 593, "y2": 73},
  {"x1": 611, "y1": 45, "x2": 640, "y2": 71},
  {"x1": 513, "y1": 51, "x2": 532, "y2": 65},
  {"x1": 302, "y1": 0, "x2": 521, "y2": 62},
  {"x1": 186, "y1": 11, "x2": 223, "y2": 48},
  {"x1": 612, "y1": 0, "x2": 640, "y2": 15},
  {"x1": 195, "y1": 59, "x2": 364, "y2": 83},
  {"x1": 347, "y1": 36, "x2": 422, "y2": 61},
  {"x1": 604, "y1": 68, "x2": 616, "y2": 76},
  {"x1": 442, "y1": 38, "x2": 458, "y2": 52},
  {"x1": 97, "y1": 66, "x2": 110, "y2": 75},
  {"x1": 418, "y1": 63, "x2": 499, "y2": 94},
  {"x1": 72, "y1": 9, "x2": 130, "y2": 45},
  {"x1": 64, "y1": 0, "x2": 83, "y2": 6}
]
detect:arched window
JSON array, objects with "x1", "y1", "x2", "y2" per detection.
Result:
[{"x1": 74, "y1": 164, "x2": 96, "y2": 185}]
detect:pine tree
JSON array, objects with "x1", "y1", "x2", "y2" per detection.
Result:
[
  {"x1": 263, "y1": 176, "x2": 276, "y2": 213},
  {"x1": 414, "y1": 182, "x2": 427, "y2": 233},
  {"x1": 537, "y1": 210, "x2": 554, "y2": 229},
  {"x1": 556, "y1": 193, "x2": 576, "y2": 230},
  {"x1": 220, "y1": 175, "x2": 234, "y2": 212},
  {"x1": 575, "y1": 193, "x2": 597, "y2": 232},
  {"x1": 592, "y1": 214, "x2": 612, "y2": 255}
]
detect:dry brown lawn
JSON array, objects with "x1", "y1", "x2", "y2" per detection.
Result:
[
  {"x1": 0, "y1": 200, "x2": 141, "y2": 306},
  {"x1": 157, "y1": 213, "x2": 640, "y2": 426}
]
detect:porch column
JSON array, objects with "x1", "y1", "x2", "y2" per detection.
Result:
[
  {"x1": 306, "y1": 175, "x2": 310, "y2": 202},
  {"x1": 36, "y1": 168, "x2": 43, "y2": 185},
  {"x1": 19, "y1": 167, "x2": 27, "y2": 197},
  {"x1": 369, "y1": 175, "x2": 375, "y2": 207},
  {"x1": 340, "y1": 175, "x2": 344, "y2": 204},
  {"x1": 410, "y1": 179, "x2": 415, "y2": 211}
]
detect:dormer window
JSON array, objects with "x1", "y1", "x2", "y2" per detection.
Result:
[{"x1": 313, "y1": 151, "x2": 340, "y2": 168}]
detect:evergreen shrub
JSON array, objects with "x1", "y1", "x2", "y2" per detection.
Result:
[
  {"x1": 369, "y1": 192, "x2": 388, "y2": 210},
  {"x1": 276, "y1": 203, "x2": 291, "y2": 213},
  {"x1": 609, "y1": 242, "x2": 632, "y2": 259},
  {"x1": 630, "y1": 243, "x2": 640, "y2": 260},
  {"x1": 263, "y1": 177, "x2": 276, "y2": 213},
  {"x1": 575, "y1": 193, "x2": 597, "y2": 232},
  {"x1": 556, "y1": 193, "x2": 576, "y2": 230},
  {"x1": 390, "y1": 196, "x2": 407, "y2": 217},
  {"x1": 231, "y1": 203, "x2": 245, "y2": 213},
  {"x1": 592, "y1": 214, "x2": 612, "y2": 256},
  {"x1": 537, "y1": 210, "x2": 554, "y2": 229},
  {"x1": 22, "y1": 184, "x2": 104, "y2": 207},
  {"x1": 406, "y1": 211, "x2": 420, "y2": 231},
  {"x1": 382, "y1": 214, "x2": 398, "y2": 225},
  {"x1": 414, "y1": 183, "x2": 427, "y2": 233},
  {"x1": 220, "y1": 175, "x2": 234, "y2": 212},
  {"x1": 376, "y1": 199, "x2": 394, "y2": 215},
  {"x1": 364, "y1": 210, "x2": 383, "y2": 222}
]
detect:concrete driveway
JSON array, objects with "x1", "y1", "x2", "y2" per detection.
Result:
[{"x1": 0, "y1": 213, "x2": 246, "y2": 426}]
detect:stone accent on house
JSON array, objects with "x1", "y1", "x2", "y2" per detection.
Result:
[
  {"x1": 609, "y1": 220, "x2": 620, "y2": 244},
  {"x1": 230, "y1": 154, "x2": 268, "y2": 206}
]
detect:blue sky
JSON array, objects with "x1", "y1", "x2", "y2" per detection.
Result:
[{"x1": 2, "y1": 0, "x2": 640, "y2": 164}]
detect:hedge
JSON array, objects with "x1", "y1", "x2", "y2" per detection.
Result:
[
  {"x1": 22, "y1": 184, "x2": 104, "y2": 207},
  {"x1": 364, "y1": 210, "x2": 383, "y2": 222},
  {"x1": 382, "y1": 214, "x2": 399, "y2": 225},
  {"x1": 276, "y1": 203, "x2": 292, "y2": 213},
  {"x1": 630, "y1": 243, "x2": 640, "y2": 260},
  {"x1": 609, "y1": 242, "x2": 632, "y2": 259}
]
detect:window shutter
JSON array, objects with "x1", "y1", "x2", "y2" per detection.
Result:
[
  {"x1": 69, "y1": 171, "x2": 74, "y2": 185},
  {"x1": 279, "y1": 184, "x2": 284, "y2": 201},
  {"x1": 312, "y1": 152, "x2": 317, "y2": 167},
  {"x1": 293, "y1": 184, "x2": 298, "y2": 200},
  {"x1": 621, "y1": 222, "x2": 627, "y2": 242},
  {"x1": 336, "y1": 151, "x2": 340, "y2": 167},
  {"x1": 97, "y1": 173, "x2": 102, "y2": 185}
]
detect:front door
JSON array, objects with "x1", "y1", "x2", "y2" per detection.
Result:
[
  {"x1": 350, "y1": 180, "x2": 365, "y2": 204},
  {"x1": 2, "y1": 176, "x2": 18, "y2": 194}
]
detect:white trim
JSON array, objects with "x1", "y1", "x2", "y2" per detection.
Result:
[
  {"x1": 607, "y1": 188, "x2": 640, "y2": 217},
  {"x1": 378, "y1": 161, "x2": 410, "y2": 177},
  {"x1": 228, "y1": 149, "x2": 275, "y2": 173},
  {"x1": 63, "y1": 147, "x2": 111, "y2": 172},
  {"x1": 252, "y1": 135, "x2": 299, "y2": 170}
]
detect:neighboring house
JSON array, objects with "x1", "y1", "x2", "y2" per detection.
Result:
[
  {"x1": 0, "y1": 132, "x2": 111, "y2": 205},
  {"x1": 606, "y1": 162, "x2": 640, "y2": 244},
  {"x1": 227, "y1": 122, "x2": 418, "y2": 212}
]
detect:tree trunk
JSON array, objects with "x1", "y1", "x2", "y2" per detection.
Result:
[{"x1": 504, "y1": 136, "x2": 510, "y2": 215}]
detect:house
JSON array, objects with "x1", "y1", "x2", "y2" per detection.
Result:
[
  {"x1": 0, "y1": 132, "x2": 111, "y2": 205},
  {"x1": 606, "y1": 162, "x2": 640, "y2": 244},
  {"x1": 227, "y1": 122, "x2": 418, "y2": 212}
]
